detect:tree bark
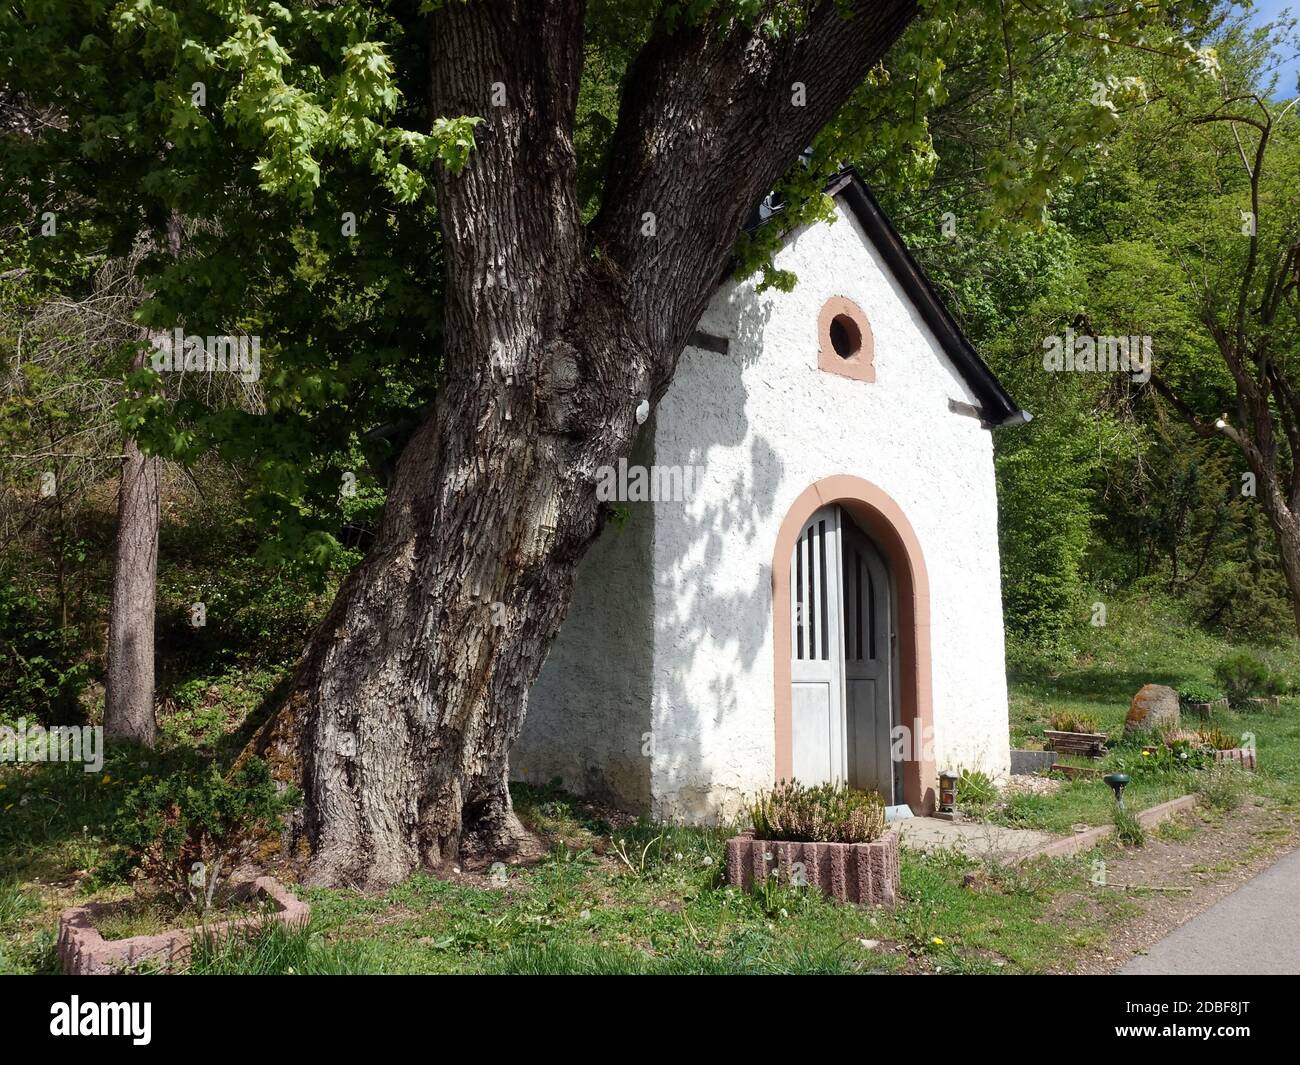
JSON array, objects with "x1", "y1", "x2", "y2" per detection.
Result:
[
  {"x1": 103, "y1": 428, "x2": 161, "y2": 745},
  {"x1": 104, "y1": 213, "x2": 182, "y2": 745},
  {"x1": 252, "y1": 0, "x2": 918, "y2": 889}
]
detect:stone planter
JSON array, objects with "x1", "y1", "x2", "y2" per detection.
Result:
[
  {"x1": 1245, "y1": 696, "x2": 1281, "y2": 709},
  {"x1": 1185, "y1": 697, "x2": 1229, "y2": 718},
  {"x1": 58, "y1": 876, "x2": 308, "y2": 975},
  {"x1": 1213, "y1": 747, "x2": 1257, "y2": 770},
  {"x1": 725, "y1": 831, "x2": 899, "y2": 908}
]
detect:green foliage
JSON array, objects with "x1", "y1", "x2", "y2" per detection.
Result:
[
  {"x1": 1214, "y1": 651, "x2": 1283, "y2": 703},
  {"x1": 1112, "y1": 803, "x2": 1145, "y2": 847},
  {"x1": 956, "y1": 768, "x2": 997, "y2": 808},
  {"x1": 0, "y1": 579, "x2": 90, "y2": 722},
  {"x1": 1178, "y1": 682, "x2": 1224, "y2": 706},
  {"x1": 748, "y1": 781, "x2": 887, "y2": 844},
  {"x1": 996, "y1": 420, "x2": 1097, "y2": 651},
  {"x1": 102, "y1": 757, "x2": 298, "y2": 915}
]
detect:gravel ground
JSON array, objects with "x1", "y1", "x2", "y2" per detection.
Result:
[{"x1": 1055, "y1": 797, "x2": 1300, "y2": 974}]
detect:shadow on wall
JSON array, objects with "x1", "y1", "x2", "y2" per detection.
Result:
[
  {"x1": 648, "y1": 284, "x2": 782, "y2": 822},
  {"x1": 512, "y1": 280, "x2": 783, "y2": 824}
]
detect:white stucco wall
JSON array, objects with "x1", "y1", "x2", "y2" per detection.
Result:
[{"x1": 518, "y1": 195, "x2": 1012, "y2": 821}]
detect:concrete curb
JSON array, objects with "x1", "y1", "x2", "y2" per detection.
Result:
[
  {"x1": 58, "y1": 876, "x2": 309, "y2": 975},
  {"x1": 1011, "y1": 794, "x2": 1200, "y2": 865}
]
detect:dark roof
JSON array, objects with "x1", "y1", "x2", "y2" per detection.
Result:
[{"x1": 749, "y1": 169, "x2": 1025, "y2": 427}]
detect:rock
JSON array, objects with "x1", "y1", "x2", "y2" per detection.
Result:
[{"x1": 1125, "y1": 684, "x2": 1180, "y2": 734}]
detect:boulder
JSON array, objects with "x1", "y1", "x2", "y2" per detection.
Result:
[{"x1": 1125, "y1": 684, "x2": 1180, "y2": 735}]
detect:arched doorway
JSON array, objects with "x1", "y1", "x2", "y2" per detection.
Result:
[{"x1": 773, "y1": 477, "x2": 936, "y2": 813}]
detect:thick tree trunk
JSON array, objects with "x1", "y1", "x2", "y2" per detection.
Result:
[
  {"x1": 103, "y1": 426, "x2": 161, "y2": 745},
  {"x1": 252, "y1": 0, "x2": 918, "y2": 890},
  {"x1": 1259, "y1": 478, "x2": 1300, "y2": 638}
]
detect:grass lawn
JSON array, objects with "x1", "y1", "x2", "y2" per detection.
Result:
[
  {"x1": 1, "y1": 592, "x2": 1297, "y2": 975},
  {"x1": 1002, "y1": 595, "x2": 1300, "y2": 833}
]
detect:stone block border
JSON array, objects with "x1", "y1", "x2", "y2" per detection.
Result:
[
  {"x1": 1010, "y1": 794, "x2": 1200, "y2": 865},
  {"x1": 1185, "y1": 697, "x2": 1229, "y2": 717},
  {"x1": 58, "y1": 876, "x2": 309, "y2": 975},
  {"x1": 1213, "y1": 747, "x2": 1256, "y2": 770},
  {"x1": 725, "y1": 831, "x2": 899, "y2": 907}
]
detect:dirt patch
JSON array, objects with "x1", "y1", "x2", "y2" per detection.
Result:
[{"x1": 1054, "y1": 797, "x2": 1300, "y2": 973}]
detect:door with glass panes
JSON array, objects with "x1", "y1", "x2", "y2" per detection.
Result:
[{"x1": 788, "y1": 504, "x2": 895, "y2": 801}]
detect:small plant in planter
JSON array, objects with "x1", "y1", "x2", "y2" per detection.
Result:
[
  {"x1": 1047, "y1": 710, "x2": 1100, "y2": 734},
  {"x1": 103, "y1": 757, "x2": 299, "y2": 916},
  {"x1": 60, "y1": 758, "x2": 306, "y2": 974},
  {"x1": 727, "y1": 781, "x2": 898, "y2": 907}
]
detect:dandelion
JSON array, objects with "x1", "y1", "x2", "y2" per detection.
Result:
[{"x1": 931, "y1": 936, "x2": 945, "y2": 946}]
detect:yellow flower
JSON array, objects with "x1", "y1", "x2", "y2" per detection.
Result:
[
  {"x1": 932, "y1": 936, "x2": 945, "y2": 946},
  {"x1": 1141, "y1": 750, "x2": 1150, "y2": 757},
  {"x1": 100, "y1": 774, "x2": 112, "y2": 784}
]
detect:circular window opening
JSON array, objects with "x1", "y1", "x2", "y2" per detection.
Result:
[{"x1": 829, "y1": 314, "x2": 862, "y2": 359}]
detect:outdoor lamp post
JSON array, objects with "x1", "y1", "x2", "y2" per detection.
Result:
[{"x1": 1103, "y1": 772, "x2": 1130, "y2": 812}]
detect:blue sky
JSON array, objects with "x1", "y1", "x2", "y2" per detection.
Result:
[{"x1": 1243, "y1": 0, "x2": 1299, "y2": 96}]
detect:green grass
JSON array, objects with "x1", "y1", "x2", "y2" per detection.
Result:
[
  {"x1": 200, "y1": 836, "x2": 1098, "y2": 976},
  {"x1": 2, "y1": 590, "x2": 1297, "y2": 975},
  {"x1": 1002, "y1": 592, "x2": 1300, "y2": 831}
]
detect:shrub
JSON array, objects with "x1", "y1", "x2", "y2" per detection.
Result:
[
  {"x1": 956, "y1": 769, "x2": 998, "y2": 808},
  {"x1": 1178, "y1": 682, "x2": 1223, "y2": 706},
  {"x1": 1214, "y1": 652, "x2": 1282, "y2": 703},
  {"x1": 103, "y1": 757, "x2": 299, "y2": 916},
  {"x1": 748, "y1": 781, "x2": 886, "y2": 844},
  {"x1": 1047, "y1": 709, "x2": 1100, "y2": 734},
  {"x1": 1197, "y1": 764, "x2": 1249, "y2": 811},
  {"x1": 1113, "y1": 804, "x2": 1145, "y2": 847}
]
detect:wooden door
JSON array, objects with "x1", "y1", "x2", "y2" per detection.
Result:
[
  {"x1": 841, "y1": 518, "x2": 894, "y2": 799},
  {"x1": 789, "y1": 505, "x2": 847, "y2": 784}
]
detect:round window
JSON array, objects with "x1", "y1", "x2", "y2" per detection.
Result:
[{"x1": 829, "y1": 314, "x2": 862, "y2": 359}]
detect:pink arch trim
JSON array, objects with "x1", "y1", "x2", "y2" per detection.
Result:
[{"x1": 771, "y1": 475, "x2": 936, "y2": 813}]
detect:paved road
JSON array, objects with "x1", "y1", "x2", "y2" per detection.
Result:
[{"x1": 1119, "y1": 845, "x2": 1300, "y2": 974}]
